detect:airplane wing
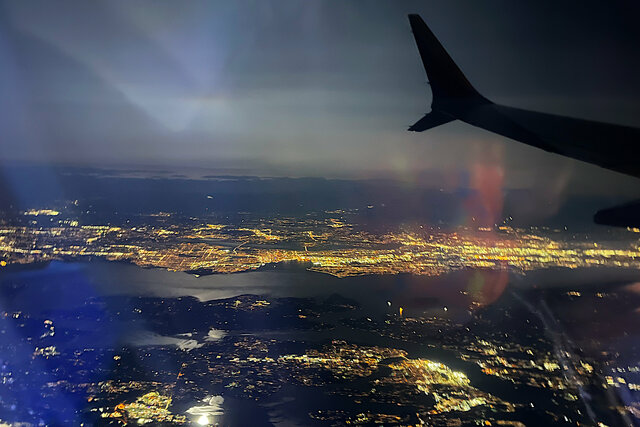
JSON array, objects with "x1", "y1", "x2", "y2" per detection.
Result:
[
  {"x1": 406, "y1": 14, "x2": 640, "y2": 228},
  {"x1": 407, "y1": 14, "x2": 640, "y2": 179},
  {"x1": 409, "y1": 111, "x2": 454, "y2": 132},
  {"x1": 462, "y1": 104, "x2": 640, "y2": 178},
  {"x1": 594, "y1": 199, "x2": 640, "y2": 229}
]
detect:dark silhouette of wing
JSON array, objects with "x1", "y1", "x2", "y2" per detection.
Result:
[
  {"x1": 462, "y1": 104, "x2": 640, "y2": 177},
  {"x1": 595, "y1": 200, "x2": 640, "y2": 228},
  {"x1": 406, "y1": 14, "x2": 640, "y2": 179},
  {"x1": 406, "y1": 14, "x2": 640, "y2": 228},
  {"x1": 408, "y1": 14, "x2": 484, "y2": 102},
  {"x1": 409, "y1": 111, "x2": 454, "y2": 131}
]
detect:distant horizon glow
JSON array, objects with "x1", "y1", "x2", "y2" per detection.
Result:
[{"x1": 0, "y1": 0, "x2": 639, "y2": 199}]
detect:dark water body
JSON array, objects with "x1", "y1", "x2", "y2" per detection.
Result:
[
  {"x1": 2, "y1": 260, "x2": 639, "y2": 315},
  {"x1": 2, "y1": 260, "x2": 640, "y2": 361}
]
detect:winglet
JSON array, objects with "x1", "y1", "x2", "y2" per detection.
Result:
[
  {"x1": 408, "y1": 14, "x2": 485, "y2": 104},
  {"x1": 408, "y1": 110, "x2": 454, "y2": 132}
]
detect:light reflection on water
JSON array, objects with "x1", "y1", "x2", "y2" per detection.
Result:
[{"x1": 3, "y1": 259, "x2": 640, "y2": 343}]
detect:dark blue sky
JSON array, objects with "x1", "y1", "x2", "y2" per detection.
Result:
[{"x1": 1, "y1": 0, "x2": 639, "y2": 197}]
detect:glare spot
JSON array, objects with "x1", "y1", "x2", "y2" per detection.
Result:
[{"x1": 197, "y1": 415, "x2": 209, "y2": 425}]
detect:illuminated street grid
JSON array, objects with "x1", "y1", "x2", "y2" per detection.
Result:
[{"x1": 1, "y1": 209, "x2": 639, "y2": 277}]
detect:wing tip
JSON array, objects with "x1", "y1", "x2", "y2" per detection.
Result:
[{"x1": 407, "y1": 14, "x2": 425, "y2": 30}]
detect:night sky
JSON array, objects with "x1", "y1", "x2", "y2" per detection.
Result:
[{"x1": 1, "y1": 1, "x2": 639, "y2": 197}]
